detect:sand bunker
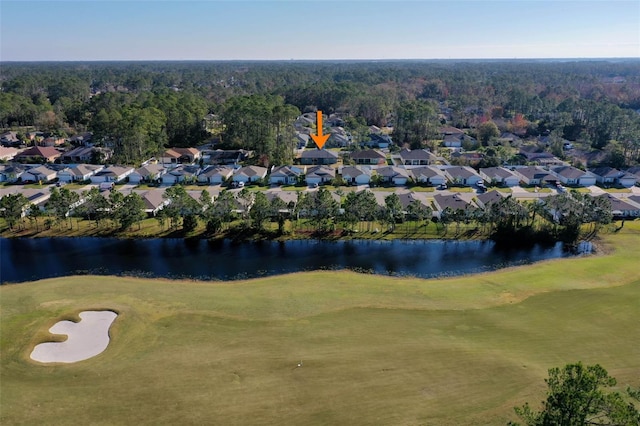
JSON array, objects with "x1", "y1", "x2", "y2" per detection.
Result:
[{"x1": 30, "y1": 311, "x2": 118, "y2": 364}]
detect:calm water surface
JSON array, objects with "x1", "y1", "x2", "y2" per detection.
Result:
[{"x1": 1, "y1": 237, "x2": 575, "y2": 283}]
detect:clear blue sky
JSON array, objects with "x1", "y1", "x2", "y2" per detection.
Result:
[{"x1": 1, "y1": 1, "x2": 639, "y2": 61}]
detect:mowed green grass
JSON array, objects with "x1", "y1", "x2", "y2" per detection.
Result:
[{"x1": 1, "y1": 224, "x2": 639, "y2": 425}]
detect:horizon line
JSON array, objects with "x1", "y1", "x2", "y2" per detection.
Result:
[{"x1": 2, "y1": 57, "x2": 640, "y2": 63}]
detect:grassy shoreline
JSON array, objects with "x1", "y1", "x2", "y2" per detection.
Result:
[
  {"x1": 3, "y1": 216, "x2": 627, "y2": 243},
  {"x1": 0, "y1": 216, "x2": 492, "y2": 242}
]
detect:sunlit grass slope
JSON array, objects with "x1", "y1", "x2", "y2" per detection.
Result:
[{"x1": 1, "y1": 223, "x2": 639, "y2": 425}]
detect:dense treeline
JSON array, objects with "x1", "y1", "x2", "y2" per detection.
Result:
[
  {"x1": 1, "y1": 185, "x2": 612, "y2": 245},
  {"x1": 220, "y1": 95, "x2": 299, "y2": 166},
  {"x1": 1, "y1": 59, "x2": 640, "y2": 165}
]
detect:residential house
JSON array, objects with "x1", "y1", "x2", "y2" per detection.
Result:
[
  {"x1": 68, "y1": 132, "x2": 93, "y2": 146},
  {"x1": 40, "y1": 136, "x2": 65, "y2": 147},
  {"x1": 129, "y1": 164, "x2": 167, "y2": 184},
  {"x1": 90, "y1": 165, "x2": 135, "y2": 184},
  {"x1": 25, "y1": 131, "x2": 44, "y2": 142},
  {"x1": 300, "y1": 149, "x2": 339, "y2": 165},
  {"x1": 398, "y1": 148, "x2": 437, "y2": 166},
  {"x1": 439, "y1": 126, "x2": 465, "y2": 137},
  {"x1": 591, "y1": 167, "x2": 637, "y2": 188},
  {"x1": 23, "y1": 165, "x2": 57, "y2": 183},
  {"x1": 479, "y1": 167, "x2": 520, "y2": 187},
  {"x1": 327, "y1": 114, "x2": 345, "y2": 127},
  {"x1": 538, "y1": 135, "x2": 573, "y2": 150},
  {"x1": 512, "y1": 166, "x2": 555, "y2": 186},
  {"x1": 305, "y1": 165, "x2": 335, "y2": 186},
  {"x1": 269, "y1": 166, "x2": 304, "y2": 185},
  {"x1": 598, "y1": 194, "x2": 640, "y2": 218},
  {"x1": 626, "y1": 166, "x2": 640, "y2": 184},
  {"x1": 15, "y1": 146, "x2": 61, "y2": 162},
  {"x1": 138, "y1": 190, "x2": 170, "y2": 216},
  {"x1": 197, "y1": 165, "x2": 234, "y2": 185},
  {"x1": 340, "y1": 166, "x2": 371, "y2": 185},
  {"x1": 443, "y1": 166, "x2": 483, "y2": 186},
  {"x1": 518, "y1": 147, "x2": 564, "y2": 166},
  {"x1": 350, "y1": 149, "x2": 386, "y2": 165},
  {"x1": 617, "y1": 173, "x2": 638, "y2": 188},
  {"x1": 442, "y1": 134, "x2": 463, "y2": 148},
  {"x1": 439, "y1": 126, "x2": 468, "y2": 148},
  {"x1": 397, "y1": 192, "x2": 429, "y2": 212},
  {"x1": 205, "y1": 149, "x2": 250, "y2": 166},
  {"x1": 232, "y1": 166, "x2": 268, "y2": 184},
  {"x1": 451, "y1": 151, "x2": 484, "y2": 165},
  {"x1": 161, "y1": 147, "x2": 201, "y2": 166},
  {"x1": 0, "y1": 147, "x2": 18, "y2": 161},
  {"x1": 265, "y1": 191, "x2": 298, "y2": 212},
  {"x1": 160, "y1": 149, "x2": 181, "y2": 166},
  {"x1": 57, "y1": 164, "x2": 104, "y2": 183},
  {"x1": 294, "y1": 112, "x2": 316, "y2": 129},
  {"x1": 499, "y1": 132, "x2": 521, "y2": 145},
  {"x1": 375, "y1": 166, "x2": 411, "y2": 186},
  {"x1": 433, "y1": 193, "x2": 472, "y2": 218},
  {"x1": 21, "y1": 189, "x2": 52, "y2": 210},
  {"x1": 0, "y1": 131, "x2": 20, "y2": 147},
  {"x1": 551, "y1": 166, "x2": 597, "y2": 186},
  {"x1": 410, "y1": 166, "x2": 447, "y2": 186},
  {"x1": 365, "y1": 133, "x2": 392, "y2": 148},
  {"x1": 0, "y1": 164, "x2": 27, "y2": 182},
  {"x1": 591, "y1": 167, "x2": 620, "y2": 184},
  {"x1": 295, "y1": 132, "x2": 310, "y2": 149},
  {"x1": 475, "y1": 190, "x2": 506, "y2": 209},
  {"x1": 328, "y1": 127, "x2": 351, "y2": 148},
  {"x1": 61, "y1": 146, "x2": 112, "y2": 163},
  {"x1": 161, "y1": 165, "x2": 200, "y2": 185}
]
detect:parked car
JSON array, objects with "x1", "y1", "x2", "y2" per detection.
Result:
[{"x1": 99, "y1": 182, "x2": 114, "y2": 191}]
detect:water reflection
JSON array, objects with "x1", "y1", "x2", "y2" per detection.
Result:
[{"x1": 1, "y1": 237, "x2": 574, "y2": 284}]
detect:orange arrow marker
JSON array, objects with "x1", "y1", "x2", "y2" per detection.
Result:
[{"x1": 310, "y1": 110, "x2": 330, "y2": 149}]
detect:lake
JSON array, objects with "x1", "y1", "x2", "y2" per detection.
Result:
[{"x1": 0, "y1": 237, "x2": 581, "y2": 284}]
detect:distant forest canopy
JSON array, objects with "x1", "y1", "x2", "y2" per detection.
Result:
[{"x1": 1, "y1": 59, "x2": 639, "y2": 165}]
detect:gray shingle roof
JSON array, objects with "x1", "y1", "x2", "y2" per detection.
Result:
[
  {"x1": 301, "y1": 149, "x2": 339, "y2": 159},
  {"x1": 350, "y1": 149, "x2": 386, "y2": 160},
  {"x1": 434, "y1": 193, "x2": 472, "y2": 211},
  {"x1": 399, "y1": 148, "x2": 435, "y2": 161}
]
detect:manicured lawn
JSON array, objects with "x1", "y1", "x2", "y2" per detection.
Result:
[
  {"x1": 134, "y1": 183, "x2": 160, "y2": 190},
  {"x1": 522, "y1": 186, "x2": 552, "y2": 193},
  {"x1": 316, "y1": 185, "x2": 356, "y2": 192},
  {"x1": 22, "y1": 183, "x2": 50, "y2": 189},
  {"x1": 181, "y1": 184, "x2": 218, "y2": 190},
  {"x1": 60, "y1": 182, "x2": 91, "y2": 190},
  {"x1": 1, "y1": 225, "x2": 639, "y2": 425},
  {"x1": 602, "y1": 187, "x2": 631, "y2": 193},
  {"x1": 408, "y1": 186, "x2": 435, "y2": 192},
  {"x1": 568, "y1": 187, "x2": 591, "y2": 193},
  {"x1": 280, "y1": 185, "x2": 306, "y2": 191},
  {"x1": 447, "y1": 186, "x2": 474, "y2": 193},
  {"x1": 490, "y1": 186, "x2": 513, "y2": 193},
  {"x1": 370, "y1": 186, "x2": 400, "y2": 192}
]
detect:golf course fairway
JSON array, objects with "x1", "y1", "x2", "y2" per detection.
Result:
[{"x1": 1, "y1": 223, "x2": 639, "y2": 425}]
